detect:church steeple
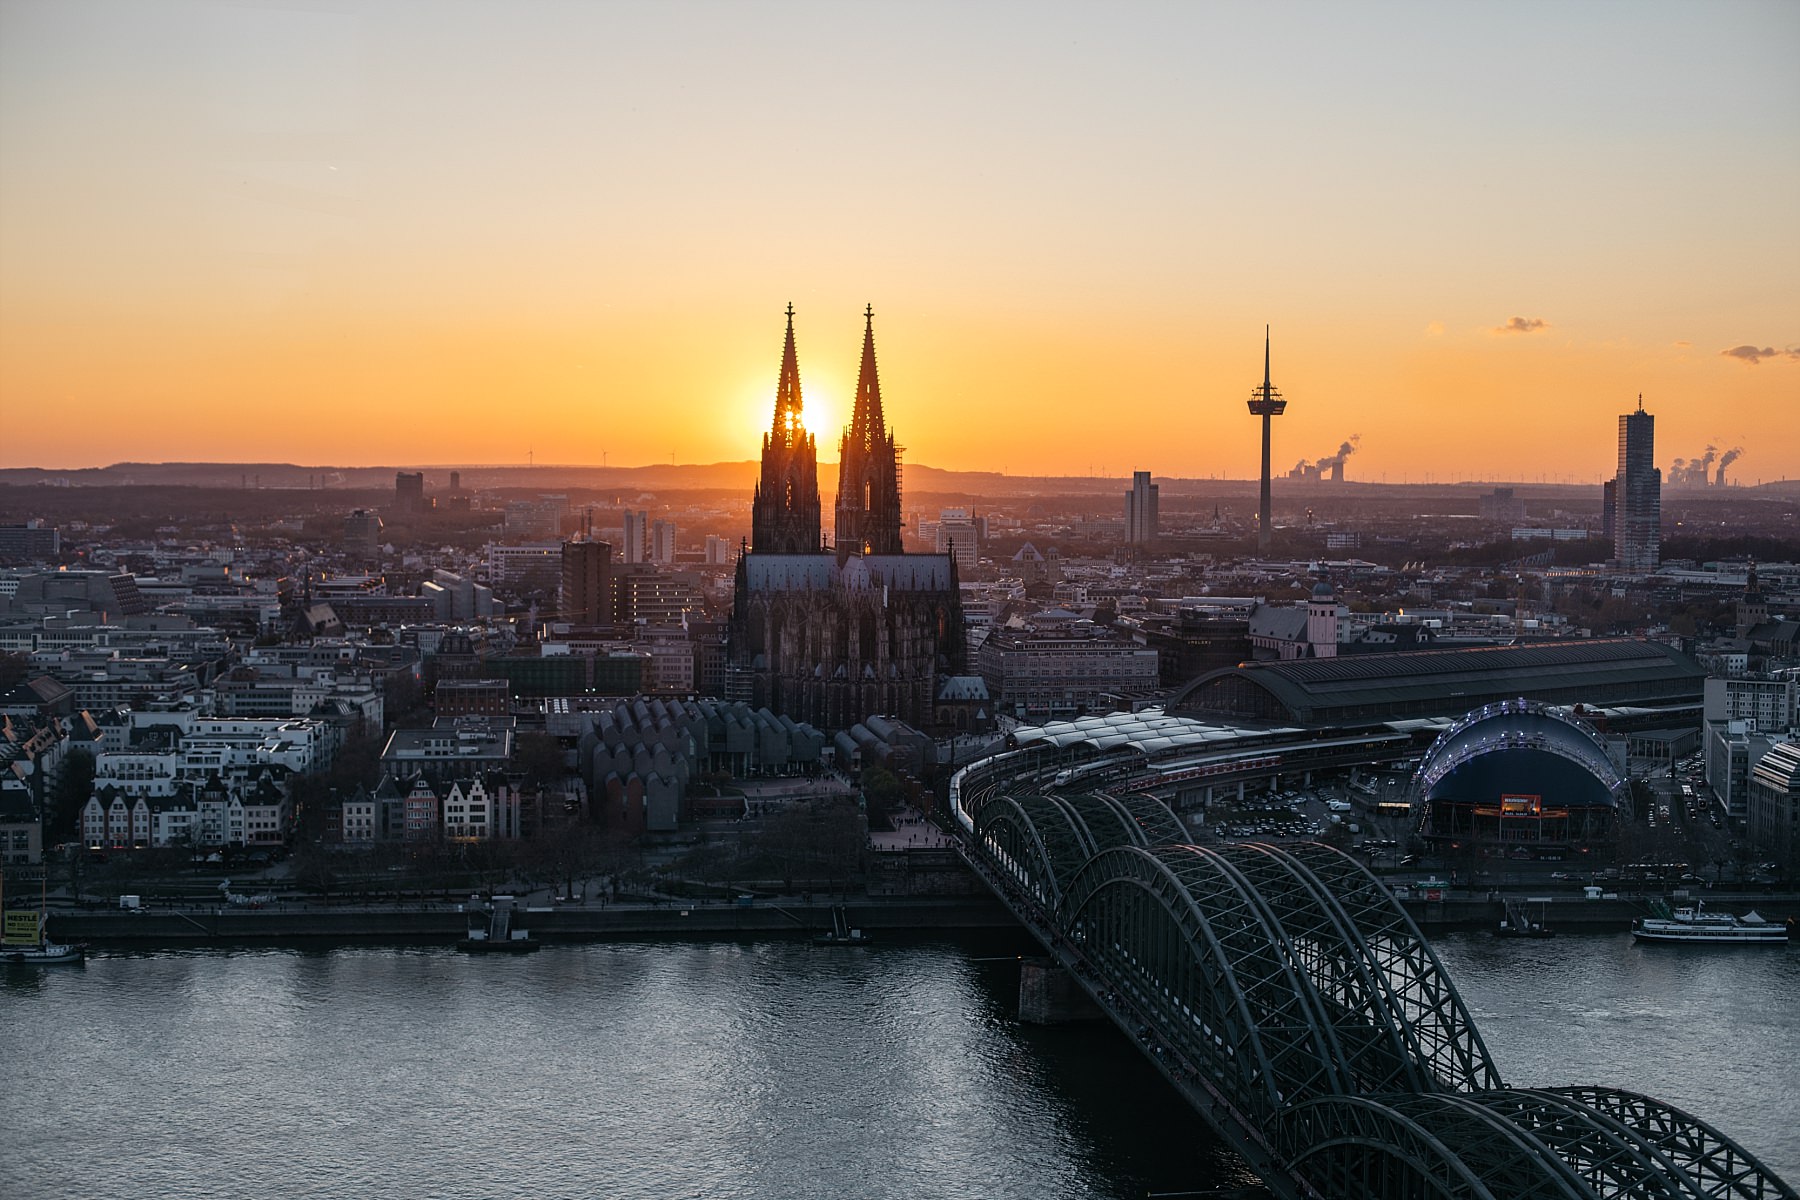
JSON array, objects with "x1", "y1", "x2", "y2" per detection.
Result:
[
  {"x1": 771, "y1": 303, "x2": 805, "y2": 448},
  {"x1": 1738, "y1": 559, "x2": 1768, "y2": 638},
  {"x1": 847, "y1": 304, "x2": 887, "y2": 451},
  {"x1": 750, "y1": 304, "x2": 822, "y2": 554},
  {"x1": 835, "y1": 305, "x2": 905, "y2": 563}
]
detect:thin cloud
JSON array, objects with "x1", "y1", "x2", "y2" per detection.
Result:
[
  {"x1": 1424, "y1": 321, "x2": 1445, "y2": 337},
  {"x1": 1720, "y1": 344, "x2": 1800, "y2": 365},
  {"x1": 1493, "y1": 316, "x2": 1548, "y2": 335},
  {"x1": 1672, "y1": 340, "x2": 1690, "y2": 349}
]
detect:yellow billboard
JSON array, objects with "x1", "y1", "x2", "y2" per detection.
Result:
[{"x1": 3, "y1": 910, "x2": 42, "y2": 946}]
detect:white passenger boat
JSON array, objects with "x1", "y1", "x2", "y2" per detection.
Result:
[{"x1": 1632, "y1": 901, "x2": 1790, "y2": 945}]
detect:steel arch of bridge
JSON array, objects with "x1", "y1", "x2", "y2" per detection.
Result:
[
  {"x1": 1211, "y1": 842, "x2": 1500, "y2": 1096},
  {"x1": 968, "y1": 787, "x2": 1182, "y2": 909},
  {"x1": 947, "y1": 757, "x2": 1796, "y2": 1200}
]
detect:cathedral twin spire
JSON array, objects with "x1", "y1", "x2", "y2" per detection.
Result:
[
  {"x1": 750, "y1": 304, "x2": 822, "y2": 555},
  {"x1": 836, "y1": 305, "x2": 904, "y2": 562},
  {"x1": 770, "y1": 303, "x2": 806, "y2": 450},
  {"x1": 750, "y1": 304, "x2": 904, "y2": 560}
]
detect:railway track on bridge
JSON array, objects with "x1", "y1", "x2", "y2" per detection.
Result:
[{"x1": 948, "y1": 753, "x2": 1795, "y2": 1200}]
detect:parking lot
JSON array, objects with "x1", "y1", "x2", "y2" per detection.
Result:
[{"x1": 1188, "y1": 770, "x2": 1424, "y2": 871}]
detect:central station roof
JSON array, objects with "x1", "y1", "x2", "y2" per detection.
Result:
[
  {"x1": 1167, "y1": 639, "x2": 1704, "y2": 727},
  {"x1": 1012, "y1": 708, "x2": 1304, "y2": 754}
]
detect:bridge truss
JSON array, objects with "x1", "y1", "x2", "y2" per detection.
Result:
[{"x1": 950, "y1": 754, "x2": 1794, "y2": 1200}]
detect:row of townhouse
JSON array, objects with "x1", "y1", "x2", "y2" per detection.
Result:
[
  {"x1": 82, "y1": 770, "x2": 293, "y2": 850},
  {"x1": 336, "y1": 773, "x2": 581, "y2": 845},
  {"x1": 89, "y1": 716, "x2": 337, "y2": 798}
]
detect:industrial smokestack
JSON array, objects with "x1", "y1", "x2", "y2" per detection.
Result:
[
  {"x1": 1716, "y1": 447, "x2": 1743, "y2": 487},
  {"x1": 1671, "y1": 449, "x2": 1722, "y2": 487},
  {"x1": 1314, "y1": 435, "x2": 1361, "y2": 483}
]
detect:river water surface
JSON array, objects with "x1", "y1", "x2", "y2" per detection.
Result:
[{"x1": 1, "y1": 930, "x2": 1793, "y2": 1199}]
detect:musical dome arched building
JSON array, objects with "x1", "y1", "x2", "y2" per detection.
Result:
[{"x1": 1414, "y1": 699, "x2": 1627, "y2": 855}]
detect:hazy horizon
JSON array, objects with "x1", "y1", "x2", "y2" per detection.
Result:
[{"x1": 6, "y1": 456, "x2": 1795, "y2": 493}]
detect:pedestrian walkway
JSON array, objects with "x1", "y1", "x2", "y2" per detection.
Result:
[{"x1": 868, "y1": 807, "x2": 956, "y2": 852}]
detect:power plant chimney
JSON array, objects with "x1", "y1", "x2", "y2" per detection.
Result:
[{"x1": 1716, "y1": 448, "x2": 1743, "y2": 487}]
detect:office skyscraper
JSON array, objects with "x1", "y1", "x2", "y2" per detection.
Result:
[
  {"x1": 1612, "y1": 397, "x2": 1660, "y2": 573},
  {"x1": 651, "y1": 519, "x2": 676, "y2": 565},
  {"x1": 560, "y1": 539, "x2": 612, "y2": 625},
  {"x1": 394, "y1": 471, "x2": 426, "y2": 513},
  {"x1": 1125, "y1": 471, "x2": 1159, "y2": 544},
  {"x1": 622, "y1": 510, "x2": 648, "y2": 564}
]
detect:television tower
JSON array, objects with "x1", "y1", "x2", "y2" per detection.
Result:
[{"x1": 1246, "y1": 325, "x2": 1287, "y2": 555}]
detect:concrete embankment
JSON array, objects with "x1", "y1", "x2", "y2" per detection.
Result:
[
  {"x1": 1402, "y1": 892, "x2": 1800, "y2": 933},
  {"x1": 50, "y1": 891, "x2": 1800, "y2": 943},
  {"x1": 54, "y1": 895, "x2": 1016, "y2": 944}
]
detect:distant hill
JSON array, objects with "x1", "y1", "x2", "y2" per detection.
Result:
[
  {"x1": 0, "y1": 459, "x2": 1099, "y2": 496},
  {"x1": 2, "y1": 459, "x2": 1793, "y2": 500}
]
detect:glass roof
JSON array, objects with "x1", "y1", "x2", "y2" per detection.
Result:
[{"x1": 1012, "y1": 707, "x2": 1303, "y2": 754}]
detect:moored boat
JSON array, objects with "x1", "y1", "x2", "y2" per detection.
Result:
[
  {"x1": 2, "y1": 932, "x2": 86, "y2": 966},
  {"x1": 1, "y1": 870, "x2": 87, "y2": 966},
  {"x1": 1632, "y1": 900, "x2": 1791, "y2": 945}
]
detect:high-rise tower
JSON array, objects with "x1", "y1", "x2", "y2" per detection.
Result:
[
  {"x1": 834, "y1": 306, "x2": 904, "y2": 563},
  {"x1": 1612, "y1": 396, "x2": 1660, "y2": 573},
  {"x1": 1125, "y1": 470, "x2": 1158, "y2": 544},
  {"x1": 750, "y1": 305, "x2": 823, "y2": 554},
  {"x1": 1245, "y1": 326, "x2": 1288, "y2": 555},
  {"x1": 560, "y1": 539, "x2": 612, "y2": 625},
  {"x1": 622, "y1": 510, "x2": 648, "y2": 563}
]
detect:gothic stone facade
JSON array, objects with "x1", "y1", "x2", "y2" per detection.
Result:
[{"x1": 730, "y1": 307, "x2": 964, "y2": 732}]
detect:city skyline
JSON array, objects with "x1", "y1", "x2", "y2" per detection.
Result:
[{"x1": 2, "y1": 1, "x2": 1796, "y2": 480}]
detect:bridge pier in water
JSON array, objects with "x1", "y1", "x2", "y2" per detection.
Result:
[{"x1": 949, "y1": 750, "x2": 1798, "y2": 1200}]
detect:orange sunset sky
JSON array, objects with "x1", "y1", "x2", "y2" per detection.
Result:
[{"x1": 2, "y1": 1, "x2": 1796, "y2": 483}]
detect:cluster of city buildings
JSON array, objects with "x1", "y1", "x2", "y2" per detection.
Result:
[{"x1": 1, "y1": 338, "x2": 1797, "y2": 872}]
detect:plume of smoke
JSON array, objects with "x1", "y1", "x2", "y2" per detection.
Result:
[
  {"x1": 1313, "y1": 434, "x2": 1362, "y2": 470},
  {"x1": 1716, "y1": 447, "x2": 1744, "y2": 486},
  {"x1": 1672, "y1": 447, "x2": 1720, "y2": 486}
]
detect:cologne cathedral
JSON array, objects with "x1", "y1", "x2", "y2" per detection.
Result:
[{"x1": 728, "y1": 305, "x2": 966, "y2": 731}]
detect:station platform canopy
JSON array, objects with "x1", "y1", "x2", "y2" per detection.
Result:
[{"x1": 1012, "y1": 708, "x2": 1304, "y2": 755}]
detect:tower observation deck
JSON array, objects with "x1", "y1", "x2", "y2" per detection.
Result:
[{"x1": 1247, "y1": 326, "x2": 1288, "y2": 555}]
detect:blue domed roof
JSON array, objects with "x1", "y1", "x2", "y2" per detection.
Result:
[
  {"x1": 1416, "y1": 699, "x2": 1625, "y2": 809},
  {"x1": 1312, "y1": 581, "x2": 1334, "y2": 599}
]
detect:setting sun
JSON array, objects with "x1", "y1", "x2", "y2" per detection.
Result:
[
  {"x1": 799, "y1": 387, "x2": 836, "y2": 442},
  {"x1": 0, "y1": 2, "x2": 1793, "y2": 482},
  {"x1": 742, "y1": 376, "x2": 838, "y2": 452}
]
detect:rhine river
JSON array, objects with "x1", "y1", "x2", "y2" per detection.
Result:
[{"x1": 2, "y1": 930, "x2": 1794, "y2": 1199}]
